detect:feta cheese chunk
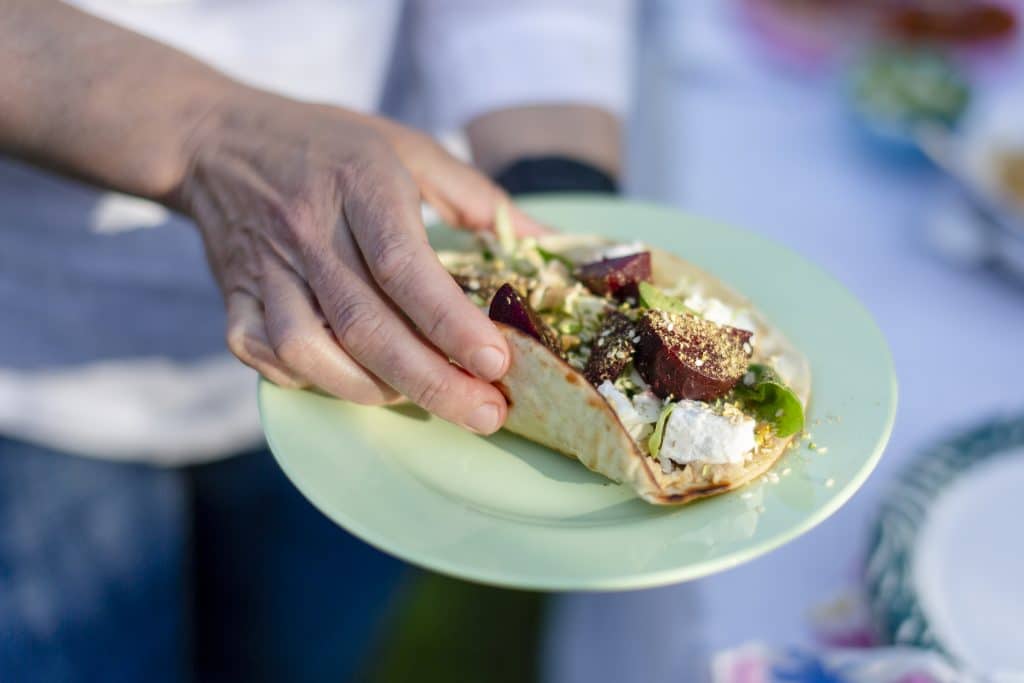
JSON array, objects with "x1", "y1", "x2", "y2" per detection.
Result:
[
  {"x1": 631, "y1": 390, "x2": 663, "y2": 423},
  {"x1": 597, "y1": 381, "x2": 656, "y2": 442},
  {"x1": 683, "y1": 292, "x2": 757, "y2": 346},
  {"x1": 660, "y1": 400, "x2": 756, "y2": 466},
  {"x1": 683, "y1": 292, "x2": 734, "y2": 327},
  {"x1": 563, "y1": 284, "x2": 610, "y2": 321}
]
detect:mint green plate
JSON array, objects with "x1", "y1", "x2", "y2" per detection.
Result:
[{"x1": 258, "y1": 196, "x2": 896, "y2": 591}]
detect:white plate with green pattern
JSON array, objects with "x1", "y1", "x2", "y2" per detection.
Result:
[
  {"x1": 259, "y1": 196, "x2": 897, "y2": 591},
  {"x1": 866, "y1": 417, "x2": 1024, "y2": 677}
]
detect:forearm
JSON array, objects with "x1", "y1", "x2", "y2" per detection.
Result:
[
  {"x1": 466, "y1": 104, "x2": 621, "y2": 179},
  {"x1": 0, "y1": 0, "x2": 235, "y2": 202}
]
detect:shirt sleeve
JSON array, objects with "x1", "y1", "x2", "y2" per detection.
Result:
[{"x1": 408, "y1": 0, "x2": 635, "y2": 131}]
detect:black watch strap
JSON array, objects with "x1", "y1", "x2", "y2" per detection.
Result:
[{"x1": 493, "y1": 156, "x2": 619, "y2": 196}]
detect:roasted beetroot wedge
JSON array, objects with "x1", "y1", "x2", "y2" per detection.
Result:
[
  {"x1": 583, "y1": 312, "x2": 637, "y2": 386},
  {"x1": 576, "y1": 252, "x2": 652, "y2": 300},
  {"x1": 634, "y1": 310, "x2": 753, "y2": 401},
  {"x1": 488, "y1": 283, "x2": 561, "y2": 354}
]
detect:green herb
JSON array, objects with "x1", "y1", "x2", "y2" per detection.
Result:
[
  {"x1": 637, "y1": 281, "x2": 697, "y2": 316},
  {"x1": 557, "y1": 318, "x2": 582, "y2": 335},
  {"x1": 536, "y1": 245, "x2": 574, "y2": 268},
  {"x1": 648, "y1": 402, "x2": 676, "y2": 457},
  {"x1": 732, "y1": 364, "x2": 804, "y2": 437}
]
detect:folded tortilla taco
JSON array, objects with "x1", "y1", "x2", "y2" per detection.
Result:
[{"x1": 438, "y1": 206, "x2": 811, "y2": 505}]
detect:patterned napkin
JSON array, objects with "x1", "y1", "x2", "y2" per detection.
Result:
[{"x1": 711, "y1": 643, "x2": 966, "y2": 683}]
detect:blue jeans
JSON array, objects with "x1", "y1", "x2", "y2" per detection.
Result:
[{"x1": 0, "y1": 437, "x2": 407, "y2": 682}]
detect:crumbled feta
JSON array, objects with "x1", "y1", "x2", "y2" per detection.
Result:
[
  {"x1": 682, "y1": 292, "x2": 707, "y2": 313},
  {"x1": 563, "y1": 284, "x2": 608, "y2": 320},
  {"x1": 659, "y1": 400, "x2": 756, "y2": 466},
  {"x1": 632, "y1": 390, "x2": 663, "y2": 423},
  {"x1": 683, "y1": 292, "x2": 735, "y2": 327},
  {"x1": 732, "y1": 309, "x2": 757, "y2": 334},
  {"x1": 599, "y1": 382, "x2": 755, "y2": 466},
  {"x1": 628, "y1": 367, "x2": 650, "y2": 393},
  {"x1": 598, "y1": 241, "x2": 647, "y2": 260},
  {"x1": 597, "y1": 381, "x2": 654, "y2": 442},
  {"x1": 663, "y1": 276, "x2": 696, "y2": 299},
  {"x1": 681, "y1": 295, "x2": 758, "y2": 343},
  {"x1": 597, "y1": 380, "x2": 636, "y2": 421}
]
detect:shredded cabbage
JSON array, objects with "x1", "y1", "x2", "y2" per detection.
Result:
[{"x1": 494, "y1": 201, "x2": 517, "y2": 254}]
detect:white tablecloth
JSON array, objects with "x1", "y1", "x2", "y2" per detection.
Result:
[{"x1": 546, "y1": 2, "x2": 1024, "y2": 680}]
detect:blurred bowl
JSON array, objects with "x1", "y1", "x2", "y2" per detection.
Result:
[
  {"x1": 959, "y1": 94, "x2": 1024, "y2": 210},
  {"x1": 845, "y1": 46, "x2": 971, "y2": 161},
  {"x1": 921, "y1": 93, "x2": 1024, "y2": 282}
]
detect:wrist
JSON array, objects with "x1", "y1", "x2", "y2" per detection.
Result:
[
  {"x1": 60, "y1": 66, "x2": 248, "y2": 209},
  {"x1": 493, "y1": 156, "x2": 619, "y2": 196},
  {"x1": 160, "y1": 79, "x2": 253, "y2": 208}
]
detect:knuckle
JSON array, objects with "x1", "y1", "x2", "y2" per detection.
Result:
[
  {"x1": 225, "y1": 325, "x2": 254, "y2": 362},
  {"x1": 334, "y1": 155, "x2": 373, "y2": 189},
  {"x1": 411, "y1": 375, "x2": 452, "y2": 413},
  {"x1": 423, "y1": 298, "x2": 456, "y2": 343},
  {"x1": 272, "y1": 332, "x2": 315, "y2": 368},
  {"x1": 332, "y1": 297, "x2": 387, "y2": 359},
  {"x1": 336, "y1": 147, "x2": 395, "y2": 194},
  {"x1": 371, "y1": 233, "x2": 419, "y2": 293}
]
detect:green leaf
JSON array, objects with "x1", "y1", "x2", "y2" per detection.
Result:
[
  {"x1": 732, "y1": 364, "x2": 804, "y2": 437},
  {"x1": 647, "y1": 402, "x2": 676, "y2": 457},
  {"x1": 637, "y1": 281, "x2": 697, "y2": 316},
  {"x1": 557, "y1": 318, "x2": 582, "y2": 335},
  {"x1": 536, "y1": 245, "x2": 574, "y2": 268}
]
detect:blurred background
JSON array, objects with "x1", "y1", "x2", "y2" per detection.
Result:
[
  {"x1": 4, "y1": 0, "x2": 1024, "y2": 682},
  {"x1": 369, "y1": 1, "x2": 1024, "y2": 681}
]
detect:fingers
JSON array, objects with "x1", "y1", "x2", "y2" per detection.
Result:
[
  {"x1": 260, "y1": 258, "x2": 399, "y2": 405},
  {"x1": 403, "y1": 138, "x2": 549, "y2": 236},
  {"x1": 430, "y1": 165, "x2": 549, "y2": 236},
  {"x1": 224, "y1": 289, "x2": 307, "y2": 389},
  {"x1": 308, "y1": 226, "x2": 509, "y2": 434},
  {"x1": 344, "y1": 171, "x2": 513, "y2": 384}
]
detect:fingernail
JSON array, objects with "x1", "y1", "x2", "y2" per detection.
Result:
[
  {"x1": 466, "y1": 403, "x2": 501, "y2": 434},
  {"x1": 470, "y1": 346, "x2": 507, "y2": 381}
]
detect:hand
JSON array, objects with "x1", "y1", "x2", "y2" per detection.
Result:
[{"x1": 176, "y1": 89, "x2": 544, "y2": 434}]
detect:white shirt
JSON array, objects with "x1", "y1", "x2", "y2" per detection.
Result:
[{"x1": 0, "y1": 0, "x2": 632, "y2": 464}]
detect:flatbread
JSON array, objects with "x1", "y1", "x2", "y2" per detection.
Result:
[{"x1": 444, "y1": 234, "x2": 811, "y2": 505}]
